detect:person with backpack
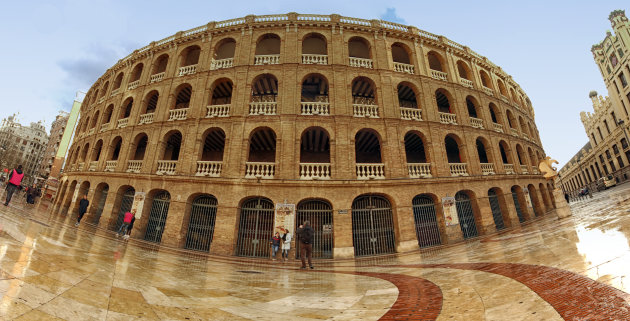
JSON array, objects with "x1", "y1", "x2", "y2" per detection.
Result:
[
  {"x1": 4, "y1": 165, "x2": 24, "y2": 206},
  {"x1": 296, "y1": 221, "x2": 314, "y2": 269}
]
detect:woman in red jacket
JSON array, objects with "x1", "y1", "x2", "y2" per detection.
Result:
[{"x1": 4, "y1": 165, "x2": 24, "y2": 206}]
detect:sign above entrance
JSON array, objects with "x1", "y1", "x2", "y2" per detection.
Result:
[
  {"x1": 442, "y1": 196, "x2": 459, "y2": 226},
  {"x1": 274, "y1": 203, "x2": 296, "y2": 235}
]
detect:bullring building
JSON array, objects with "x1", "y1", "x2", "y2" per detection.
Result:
[{"x1": 52, "y1": 13, "x2": 556, "y2": 258}]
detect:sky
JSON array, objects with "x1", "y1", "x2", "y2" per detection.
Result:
[{"x1": 0, "y1": 0, "x2": 627, "y2": 168}]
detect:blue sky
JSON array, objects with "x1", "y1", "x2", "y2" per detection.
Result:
[{"x1": 0, "y1": 1, "x2": 627, "y2": 167}]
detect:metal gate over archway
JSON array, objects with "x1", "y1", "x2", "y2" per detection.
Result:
[
  {"x1": 351, "y1": 195, "x2": 395, "y2": 257},
  {"x1": 144, "y1": 191, "x2": 171, "y2": 243},
  {"x1": 114, "y1": 188, "x2": 135, "y2": 230},
  {"x1": 412, "y1": 195, "x2": 441, "y2": 248},
  {"x1": 185, "y1": 195, "x2": 218, "y2": 252},
  {"x1": 91, "y1": 186, "x2": 109, "y2": 225},
  {"x1": 235, "y1": 197, "x2": 274, "y2": 258},
  {"x1": 296, "y1": 200, "x2": 333, "y2": 259},
  {"x1": 488, "y1": 190, "x2": 506, "y2": 230},
  {"x1": 455, "y1": 192, "x2": 478, "y2": 239},
  {"x1": 511, "y1": 189, "x2": 525, "y2": 223}
]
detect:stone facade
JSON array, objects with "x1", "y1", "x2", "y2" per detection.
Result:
[{"x1": 0, "y1": 114, "x2": 48, "y2": 185}]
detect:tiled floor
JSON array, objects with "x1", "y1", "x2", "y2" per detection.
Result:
[{"x1": 1, "y1": 185, "x2": 630, "y2": 320}]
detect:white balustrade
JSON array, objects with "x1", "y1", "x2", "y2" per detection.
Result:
[
  {"x1": 430, "y1": 70, "x2": 448, "y2": 81},
  {"x1": 356, "y1": 163, "x2": 385, "y2": 179},
  {"x1": 150, "y1": 72, "x2": 165, "y2": 83},
  {"x1": 178, "y1": 64, "x2": 197, "y2": 76},
  {"x1": 210, "y1": 58, "x2": 234, "y2": 70},
  {"x1": 98, "y1": 97, "x2": 105, "y2": 104},
  {"x1": 449, "y1": 163, "x2": 469, "y2": 176},
  {"x1": 493, "y1": 123, "x2": 504, "y2": 133},
  {"x1": 168, "y1": 108, "x2": 188, "y2": 121},
  {"x1": 301, "y1": 102, "x2": 330, "y2": 115},
  {"x1": 353, "y1": 104, "x2": 379, "y2": 118},
  {"x1": 99, "y1": 122, "x2": 111, "y2": 133},
  {"x1": 400, "y1": 107, "x2": 423, "y2": 121},
  {"x1": 299, "y1": 163, "x2": 331, "y2": 180},
  {"x1": 302, "y1": 54, "x2": 328, "y2": 65},
  {"x1": 349, "y1": 57, "x2": 373, "y2": 69},
  {"x1": 254, "y1": 54, "x2": 280, "y2": 65},
  {"x1": 407, "y1": 163, "x2": 432, "y2": 178},
  {"x1": 110, "y1": 88, "x2": 120, "y2": 96},
  {"x1": 206, "y1": 104, "x2": 231, "y2": 118},
  {"x1": 481, "y1": 163, "x2": 496, "y2": 175},
  {"x1": 104, "y1": 160, "x2": 118, "y2": 172},
  {"x1": 156, "y1": 160, "x2": 177, "y2": 175},
  {"x1": 460, "y1": 78, "x2": 474, "y2": 88},
  {"x1": 138, "y1": 113, "x2": 154, "y2": 125},
  {"x1": 117, "y1": 118, "x2": 129, "y2": 129},
  {"x1": 439, "y1": 112, "x2": 457, "y2": 124},
  {"x1": 520, "y1": 165, "x2": 529, "y2": 174},
  {"x1": 245, "y1": 162, "x2": 275, "y2": 179},
  {"x1": 393, "y1": 62, "x2": 414, "y2": 74},
  {"x1": 88, "y1": 161, "x2": 98, "y2": 172},
  {"x1": 532, "y1": 167, "x2": 540, "y2": 175},
  {"x1": 500, "y1": 95, "x2": 509, "y2": 103},
  {"x1": 87, "y1": 128, "x2": 95, "y2": 136},
  {"x1": 522, "y1": 133, "x2": 529, "y2": 141},
  {"x1": 510, "y1": 128, "x2": 519, "y2": 136},
  {"x1": 69, "y1": 164, "x2": 76, "y2": 172},
  {"x1": 483, "y1": 87, "x2": 494, "y2": 96},
  {"x1": 127, "y1": 80, "x2": 140, "y2": 90},
  {"x1": 195, "y1": 161, "x2": 222, "y2": 177},
  {"x1": 126, "y1": 160, "x2": 143, "y2": 173},
  {"x1": 78, "y1": 162, "x2": 85, "y2": 171},
  {"x1": 503, "y1": 163, "x2": 515, "y2": 174},
  {"x1": 470, "y1": 117, "x2": 484, "y2": 129},
  {"x1": 249, "y1": 102, "x2": 277, "y2": 115}
]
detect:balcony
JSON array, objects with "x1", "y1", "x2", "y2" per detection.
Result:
[
  {"x1": 245, "y1": 162, "x2": 275, "y2": 179},
  {"x1": 430, "y1": 70, "x2": 447, "y2": 81},
  {"x1": 532, "y1": 167, "x2": 540, "y2": 175},
  {"x1": 449, "y1": 163, "x2": 469, "y2": 176},
  {"x1": 439, "y1": 112, "x2": 457, "y2": 125},
  {"x1": 301, "y1": 102, "x2": 330, "y2": 116},
  {"x1": 150, "y1": 72, "x2": 165, "y2": 83},
  {"x1": 69, "y1": 164, "x2": 76, "y2": 172},
  {"x1": 249, "y1": 102, "x2": 277, "y2": 115},
  {"x1": 349, "y1": 57, "x2": 373, "y2": 69},
  {"x1": 500, "y1": 95, "x2": 509, "y2": 104},
  {"x1": 126, "y1": 160, "x2": 142, "y2": 173},
  {"x1": 481, "y1": 163, "x2": 495, "y2": 175},
  {"x1": 299, "y1": 163, "x2": 331, "y2": 180},
  {"x1": 210, "y1": 58, "x2": 234, "y2": 70},
  {"x1": 98, "y1": 97, "x2": 105, "y2": 104},
  {"x1": 503, "y1": 163, "x2": 515, "y2": 174},
  {"x1": 399, "y1": 107, "x2": 422, "y2": 121},
  {"x1": 110, "y1": 88, "x2": 120, "y2": 97},
  {"x1": 493, "y1": 123, "x2": 504, "y2": 133},
  {"x1": 206, "y1": 104, "x2": 231, "y2": 118},
  {"x1": 78, "y1": 162, "x2": 85, "y2": 171},
  {"x1": 520, "y1": 164, "x2": 529, "y2": 174},
  {"x1": 393, "y1": 62, "x2": 414, "y2": 74},
  {"x1": 104, "y1": 160, "x2": 118, "y2": 172},
  {"x1": 116, "y1": 118, "x2": 129, "y2": 129},
  {"x1": 156, "y1": 160, "x2": 177, "y2": 175},
  {"x1": 99, "y1": 122, "x2": 111, "y2": 133},
  {"x1": 407, "y1": 163, "x2": 431, "y2": 178},
  {"x1": 470, "y1": 117, "x2": 484, "y2": 129},
  {"x1": 254, "y1": 54, "x2": 280, "y2": 65},
  {"x1": 168, "y1": 108, "x2": 188, "y2": 121},
  {"x1": 87, "y1": 128, "x2": 95, "y2": 136},
  {"x1": 302, "y1": 54, "x2": 328, "y2": 65},
  {"x1": 138, "y1": 113, "x2": 154, "y2": 125},
  {"x1": 460, "y1": 78, "x2": 473, "y2": 88},
  {"x1": 127, "y1": 80, "x2": 140, "y2": 90},
  {"x1": 482, "y1": 87, "x2": 493, "y2": 96},
  {"x1": 88, "y1": 161, "x2": 98, "y2": 172},
  {"x1": 522, "y1": 133, "x2": 529, "y2": 141},
  {"x1": 178, "y1": 64, "x2": 197, "y2": 76},
  {"x1": 353, "y1": 104, "x2": 379, "y2": 118},
  {"x1": 510, "y1": 128, "x2": 519, "y2": 136},
  {"x1": 195, "y1": 161, "x2": 222, "y2": 177},
  {"x1": 356, "y1": 163, "x2": 385, "y2": 179}
]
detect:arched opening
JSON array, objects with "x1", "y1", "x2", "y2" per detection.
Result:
[
  {"x1": 457, "y1": 60, "x2": 471, "y2": 80},
  {"x1": 301, "y1": 74, "x2": 329, "y2": 103},
  {"x1": 255, "y1": 33, "x2": 280, "y2": 55},
  {"x1": 497, "y1": 79, "x2": 507, "y2": 97},
  {"x1": 90, "y1": 183, "x2": 109, "y2": 225},
  {"x1": 404, "y1": 132, "x2": 428, "y2": 163},
  {"x1": 392, "y1": 42, "x2": 412, "y2": 72},
  {"x1": 235, "y1": 197, "x2": 275, "y2": 257},
  {"x1": 302, "y1": 33, "x2": 327, "y2": 63},
  {"x1": 351, "y1": 76, "x2": 377, "y2": 107},
  {"x1": 113, "y1": 73, "x2": 124, "y2": 90},
  {"x1": 100, "y1": 82, "x2": 109, "y2": 97},
  {"x1": 130, "y1": 134, "x2": 148, "y2": 161},
  {"x1": 351, "y1": 195, "x2": 395, "y2": 256},
  {"x1": 506, "y1": 110, "x2": 516, "y2": 129},
  {"x1": 516, "y1": 144, "x2": 526, "y2": 166},
  {"x1": 248, "y1": 127, "x2": 276, "y2": 163},
  {"x1": 348, "y1": 37, "x2": 371, "y2": 59},
  {"x1": 161, "y1": 131, "x2": 182, "y2": 161},
  {"x1": 476, "y1": 137, "x2": 489, "y2": 163},
  {"x1": 300, "y1": 127, "x2": 331, "y2": 179},
  {"x1": 250, "y1": 74, "x2": 278, "y2": 115},
  {"x1": 397, "y1": 82, "x2": 418, "y2": 108},
  {"x1": 130, "y1": 63, "x2": 143, "y2": 83},
  {"x1": 489, "y1": 103, "x2": 500, "y2": 124},
  {"x1": 539, "y1": 183, "x2": 552, "y2": 212},
  {"x1": 110, "y1": 186, "x2": 135, "y2": 231},
  {"x1": 528, "y1": 147, "x2": 537, "y2": 169},
  {"x1": 296, "y1": 199, "x2": 334, "y2": 259},
  {"x1": 209, "y1": 78, "x2": 233, "y2": 106},
  {"x1": 72, "y1": 181, "x2": 90, "y2": 215},
  {"x1": 143, "y1": 91, "x2": 159, "y2": 115},
  {"x1": 80, "y1": 143, "x2": 90, "y2": 163},
  {"x1": 91, "y1": 140, "x2": 103, "y2": 162},
  {"x1": 184, "y1": 194, "x2": 218, "y2": 252},
  {"x1": 180, "y1": 45, "x2": 201, "y2": 67},
  {"x1": 412, "y1": 194, "x2": 442, "y2": 247},
  {"x1": 119, "y1": 97, "x2": 133, "y2": 120},
  {"x1": 355, "y1": 129, "x2": 382, "y2": 164},
  {"x1": 199, "y1": 128, "x2": 225, "y2": 162},
  {"x1": 527, "y1": 184, "x2": 543, "y2": 217},
  {"x1": 466, "y1": 96, "x2": 479, "y2": 118},
  {"x1": 499, "y1": 140, "x2": 512, "y2": 164},
  {"x1": 90, "y1": 111, "x2": 100, "y2": 129},
  {"x1": 488, "y1": 188, "x2": 507, "y2": 230},
  {"x1": 510, "y1": 88, "x2": 517, "y2": 103},
  {"x1": 480, "y1": 70, "x2": 492, "y2": 89},
  {"x1": 214, "y1": 38, "x2": 236, "y2": 60},
  {"x1": 511, "y1": 186, "x2": 526, "y2": 223},
  {"x1": 455, "y1": 191, "x2": 478, "y2": 239},
  {"x1": 152, "y1": 54, "x2": 169, "y2": 75},
  {"x1": 435, "y1": 89, "x2": 453, "y2": 114},
  {"x1": 427, "y1": 51, "x2": 444, "y2": 72},
  {"x1": 144, "y1": 191, "x2": 171, "y2": 243},
  {"x1": 173, "y1": 84, "x2": 192, "y2": 110},
  {"x1": 108, "y1": 136, "x2": 122, "y2": 161},
  {"x1": 445, "y1": 135, "x2": 462, "y2": 163},
  {"x1": 103, "y1": 104, "x2": 114, "y2": 125},
  {"x1": 61, "y1": 181, "x2": 77, "y2": 215}
]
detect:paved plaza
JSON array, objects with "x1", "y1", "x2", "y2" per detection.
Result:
[{"x1": 1, "y1": 185, "x2": 630, "y2": 320}]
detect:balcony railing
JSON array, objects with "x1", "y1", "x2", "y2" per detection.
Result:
[
  {"x1": 510, "y1": 128, "x2": 519, "y2": 136},
  {"x1": 99, "y1": 122, "x2": 111, "y2": 133},
  {"x1": 168, "y1": 108, "x2": 188, "y2": 121},
  {"x1": 439, "y1": 112, "x2": 457, "y2": 124},
  {"x1": 156, "y1": 160, "x2": 177, "y2": 175},
  {"x1": 206, "y1": 104, "x2": 231, "y2": 118},
  {"x1": 78, "y1": 162, "x2": 85, "y2": 171},
  {"x1": 98, "y1": 97, "x2": 105, "y2": 104},
  {"x1": 520, "y1": 164, "x2": 529, "y2": 174},
  {"x1": 117, "y1": 118, "x2": 129, "y2": 129},
  {"x1": 301, "y1": 102, "x2": 330, "y2": 115},
  {"x1": 110, "y1": 88, "x2": 120, "y2": 97},
  {"x1": 126, "y1": 160, "x2": 142, "y2": 173},
  {"x1": 138, "y1": 113, "x2": 154, "y2": 125},
  {"x1": 460, "y1": 78, "x2": 473, "y2": 88},
  {"x1": 399, "y1": 107, "x2": 422, "y2": 121},
  {"x1": 500, "y1": 95, "x2": 509, "y2": 103},
  {"x1": 353, "y1": 104, "x2": 379, "y2": 118},
  {"x1": 195, "y1": 161, "x2": 222, "y2": 177},
  {"x1": 503, "y1": 163, "x2": 515, "y2": 174},
  {"x1": 88, "y1": 161, "x2": 98, "y2": 172},
  {"x1": 481, "y1": 163, "x2": 495, "y2": 175},
  {"x1": 449, "y1": 163, "x2": 469, "y2": 176},
  {"x1": 430, "y1": 70, "x2": 448, "y2": 81},
  {"x1": 482, "y1": 87, "x2": 493, "y2": 96},
  {"x1": 302, "y1": 54, "x2": 328, "y2": 65},
  {"x1": 211, "y1": 58, "x2": 234, "y2": 70},
  {"x1": 150, "y1": 72, "x2": 165, "y2": 83},
  {"x1": 393, "y1": 62, "x2": 414, "y2": 74},
  {"x1": 493, "y1": 123, "x2": 504, "y2": 133},
  {"x1": 299, "y1": 163, "x2": 331, "y2": 180},
  {"x1": 254, "y1": 54, "x2": 280, "y2": 65},
  {"x1": 127, "y1": 80, "x2": 140, "y2": 90},
  {"x1": 249, "y1": 102, "x2": 277, "y2": 115},
  {"x1": 69, "y1": 164, "x2": 76, "y2": 172},
  {"x1": 87, "y1": 128, "x2": 95, "y2": 136},
  {"x1": 349, "y1": 57, "x2": 373, "y2": 69},
  {"x1": 104, "y1": 160, "x2": 118, "y2": 172},
  {"x1": 356, "y1": 163, "x2": 385, "y2": 179},
  {"x1": 470, "y1": 117, "x2": 484, "y2": 129},
  {"x1": 178, "y1": 64, "x2": 197, "y2": 76},
  {"x1": 532, "y1": 167, "x2": 540, "y2": 175},
  {"x1": 407, "y1": 163, "x2": 431, "y2": 178},
  {"x1": 522, "y1": 133, "x2": 529, "y2": 141},
  {"x1": 245, "y1": 162, "x2": 275, "y2": 179}
]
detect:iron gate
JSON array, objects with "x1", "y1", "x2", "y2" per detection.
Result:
[
  {"x1": 488, "y1": 190, "x2": 506, "y2": 230},
  {"x1": 114, "y1": 187, "x2": 135, "y2": 230},
  {"x1": 145, "y1": 191, "x2": 171, "y2": 243},
  {"x1": 185, "y1": 195, "x2": 218, "y2": 252},
  {"x1": 351, "y1": 195, "x2": 395, "y2": 257},
  {"x1": 91, "y1": 186, "x2": 109, "y2": 225},
  {"x1": 235, "y1": 197, "x2": 274, "y2": 258},
  {"x1": 296, "y1": 200, "x2": 333, "y2": 259},
  {"x1": 455, "y1": 192, "x2": 478, "y2": 239},
  {"x1": 529, "y1": 191, "x2": 540, "y2": 217},
  {"x1": 412, "y1": 195, "x2": 441, "y2": 248},
  {"x1": 511, "y1": 188, "x2": 525, "y2": 223}
]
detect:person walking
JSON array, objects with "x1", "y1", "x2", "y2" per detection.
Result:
[
  {"x1": 4, "y1": 165, "x2": 24, "y2": 206},
  {"x1": 75, "y1": 195, "x2": 89, "y2": 226},
  {"x1": 281, "y1": 229, "x2": 292, "y2": 263},
  {"x1": 270, "y1": 232, "x2": 281, "y2": 260},
  {"x1": 116, "y1": 209, "x2": 135, "y2": 237},
  {"x1": 296, "y1": 221, "x2": 314, "y2": 269},
  {"x1": 122, "y1": 215, "x2": 136, "y2": 240}
]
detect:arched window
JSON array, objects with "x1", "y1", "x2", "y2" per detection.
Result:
[
  {"x1": 516, "y1": 144, "x2": 526, "y2": 166},
  {"x1": 246, "y1": 128, "x2": 277, "y2": 178},
  {"x1": 302, "y1": 33, "x2": 327, "y2": 64},
  {"x1": 445, "y1": 135, "x2": 462, "y2": 163},
  {"x1": 250, "y1": 74, "x2": 278, "y2": 115},
  {"x1": 480, "y1": 70, "x2": 492, "y2": 89},
  {"x1": 457, "y1": 60, "x2": 471, "y2": 80},
  {"x1": 108, "y1": 136, "x2": 122, "y2": 161},
  {"x1": 130, "y1": 63, "x2": 143, "y2": 83},
  {"x1": 397, "y1": 82, "x2": 418, "y2": 108},
  {"x1": 255, "y1": 34, "x2": 280, "y2": 64},
  {"x1": 299, "y1": 127, "x2": 331, "y2": 179},
  {"x1": 91, "y1": 111, "x2": 100, "y2": 129},
  {"x1": 143, "y1": 91, "x2": 159, "y2": 114},
  {"x1": 506, "y1": 110, "x2": 516, "y2": 129},
  {"x1": 173, "y1": 84, "x2": 192, "y2": 110},
  {"x1": 151, "y1": 54, "x2": 169, "y2": 78},
  {"x1": 130, "y1": 134, "x2": 148, "y2": 161},
  {"x1": 435, "y1": 89, "x2": 452, "y2": 114},
  {"x1": 427, "y1": 51, "x2": 444, "y2": 72},
  {"x1": 200, "y1": 128, "x2": 225, "y2": 162},
  {"x1": 351, "y1": 76, "x2": 376, "y2": 106},
  {"x1": 348, "y1": 37, "x2": 371, "y2": 59},
  {"x1": 161, "y1": 131, "x2": 183, "y2": 161},
  {"x1": 212, "y1": 38, "x2": 236, "y2": 69},
  {"x1": 301, "y1": 74, "x2": 329, "y2": 114},
  {"x1": 91, "y1": 140, "x2": 103, "y2": 162},
  {"x1": 209, "y1": 78, "x2": 233, "y2": 105},
  {"x1": 113, "y1": 73, "x2": 124, "y2": 90},
  {"x1": 178, "y1": 45, "x2": 200, "y2": 76},
  {"x1": 404, "y1": 132, "x2": 428, "y2": 163},
  {"x1": 100, "y1": 82, "x2": 109, "y2": 97},
  {"x1": 466, "y1": 96, "x2": 479, "y2": 118},
  {"x1": 355, "y1": 129, "x2": 382, "y2": 163},
  {"x1": 499, "y1": 141, "x2": 511, "y2": 164},
  {"x1": 120, "y1": 98, "x2": 133, "y2": 119},
  {"x1": 497, "y1": 79, "x2": 507, "y2": 97},
  {"x1": 489, "y1": 103, "x2": 500, "y2": 124},
  {"x1": 103, "y1": 104, "x2": 114, "y2": 125}
]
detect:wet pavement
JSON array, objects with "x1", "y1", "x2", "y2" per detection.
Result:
[{"x1": 1, "y1": 185, "x2": 630, "y2": 320}]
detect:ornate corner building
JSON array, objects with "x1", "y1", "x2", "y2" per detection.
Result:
[
  {"x1": 559, "y1": 10, "x2": 630, "y2": 195},
  {"x1": 51, "y1": 13, "x2": 554, "y2": 258},
  {"x1": 0, "y1": 114, "x2": 48, "y2": 186}
]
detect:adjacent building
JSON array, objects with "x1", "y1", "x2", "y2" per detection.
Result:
[{"x1": 0, "y1": 114, "x2": 48, "y2": 186}]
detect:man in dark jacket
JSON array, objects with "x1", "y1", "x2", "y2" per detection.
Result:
[
  {"x1": 296, "y1": 220, "x2": 315, "y2": 269},
  {"x1": 75, "y1": 194, "x2": 89, "y2": 226},
  {"x1": 4, "y1": 165, "x2": 24, "y2": 206}
]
